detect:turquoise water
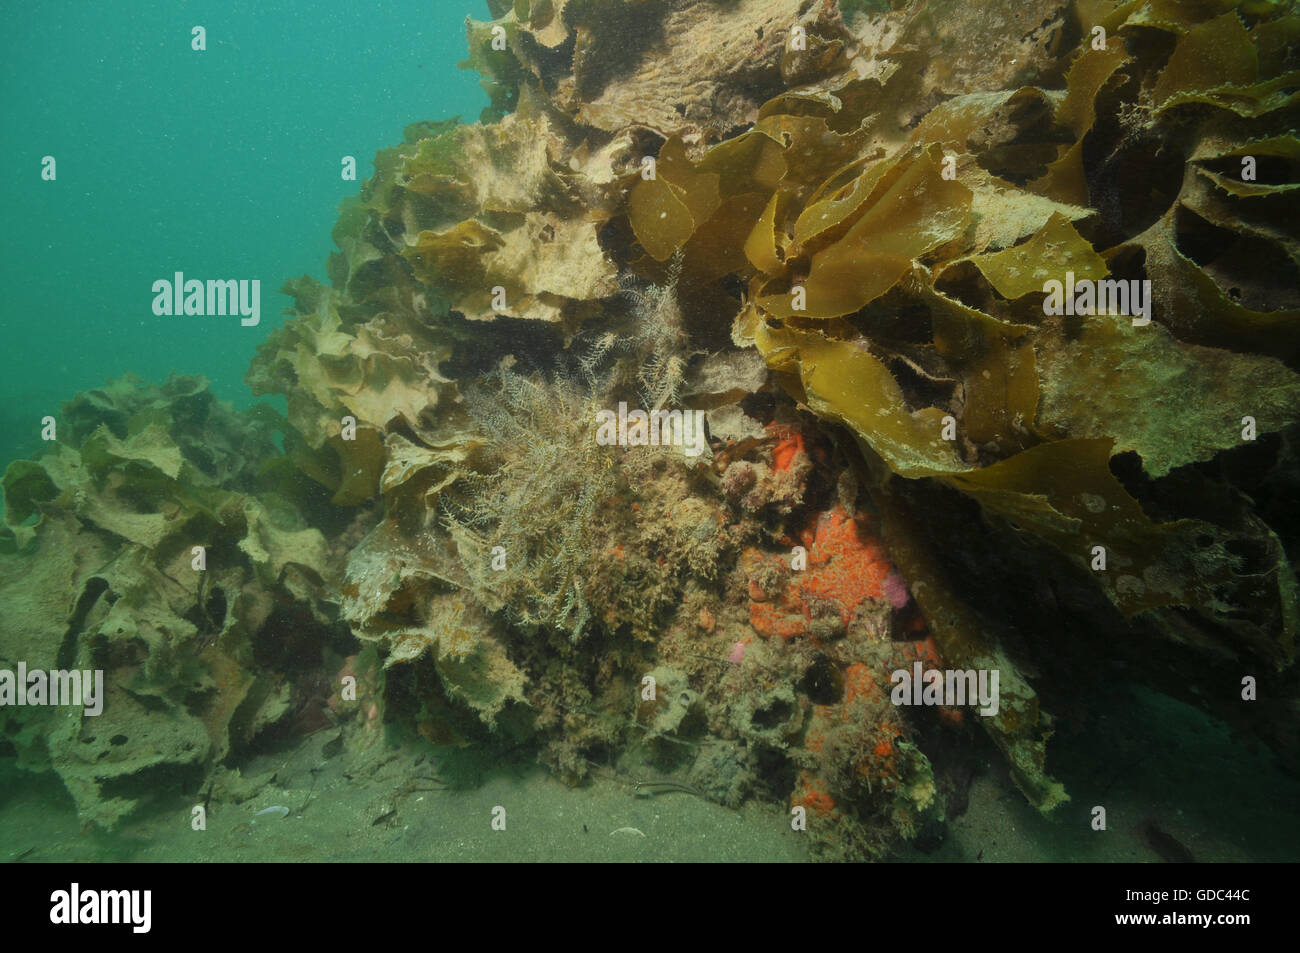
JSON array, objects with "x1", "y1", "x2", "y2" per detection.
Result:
[{"x1": 0, "y1": 1, "x2": 486, "y2": 463}]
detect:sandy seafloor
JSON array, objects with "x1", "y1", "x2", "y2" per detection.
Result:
[{"x1": 2, "y1": 684, "x2": 1296, "y2": 863}]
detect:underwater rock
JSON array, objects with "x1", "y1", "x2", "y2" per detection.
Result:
[
  {"x1": 0, "y1": 376, "x2": 342, "y2": 828},
  {"x1": 237, "y1": 0, "x2": 1300, "y2": 849},
  {"x1": 467, "y1": 0, "x2": 854, "y2": 147}
]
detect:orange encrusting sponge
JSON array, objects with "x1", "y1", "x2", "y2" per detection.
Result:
[
  {"x1": 747, "y1": 506, "x2": 894, "y2": 640},
  {"x1": 793, "y1": 772, "x2": 837, "y2": 816}
]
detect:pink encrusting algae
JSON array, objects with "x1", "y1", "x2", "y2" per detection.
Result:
[{"x1": 883, "y1": 572, "x2": 911, "y2": 610}]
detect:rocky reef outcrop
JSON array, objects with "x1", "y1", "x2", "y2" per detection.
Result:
[{"x1": 3, "y1": 0, "x2": 1298, "y2": 858}]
